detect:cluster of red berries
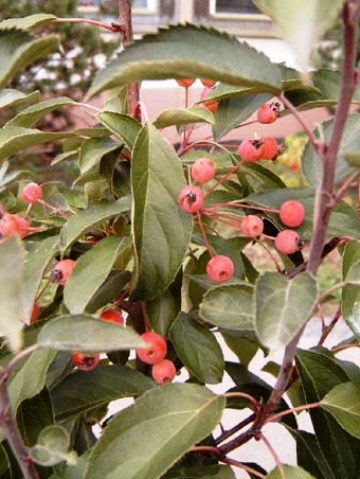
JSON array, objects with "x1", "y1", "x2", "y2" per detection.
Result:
[
  {"x1": 176, "y1": 78, "x2": 218, "y2": 113},
  {"x1": 176, "y1": 78, "x2": 216, "y2": 88},
  {"x1": 136, "y1": 332, "x2": 176, "y2": 384}
]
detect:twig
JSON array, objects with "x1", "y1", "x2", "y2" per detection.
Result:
[
  {"x1": 215, "y1": 413, "x2": 256, "y2": 445},
  {"x1": 220, "y1": 457, "x2": 266, "y2": 479},
  {"x1": 264, "y1": 402, "x2": 320, "y2": 425},
  {"x1": 259, "y1": 433, "x2": 285, "y2": 479},
  {"x1": 50, "y1": 17, "x2": 121, "y2": 32},
  {"x1": 331, "y1": 170, "x2": 360, "y2": 207},
  {"x1": 223, "y1": 392, "x2": 259, "y2": 411}
]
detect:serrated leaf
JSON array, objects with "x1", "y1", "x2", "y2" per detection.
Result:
[
  {"x1": 85, "y1": 383, "x2": 225, "y2": 479},
  {"x1": 51, "y1": 364, "x2": 155, "y2": 420},
  {"x1": 253, "y1": 0, "x2": 342, "y2": 71},
  {"x1": 23, "y1": 236, "x2": 59, "y2": 323},
  {"x1": 302, "y1": 114, "x2": 360, "y2": 187},
  {"x1": 200, "y1": 284, "x2": 254, "y2": 331},
  {"x1": 213, "y1": 93, "x2": 272, "y2": 141},
  {"x1": 296, "y1": 349, "x2": 360, "y2": 478},
  {"x1": 87, "y1": 24, "x2": 281, "y2": 99},
  {"x1": 130, "y1": 124, "x2": 192, "y2": 300},
  {"x1": 0, "y1": 236, "x2": 24, "y2": 352},
  {"x1": 321, "y1": 382, "x2": 360, "y2": 439},
  {"x1": 64, "y1": 236, "x2": 130, "y2": 314},
  {"x1": 6, "y1": 97, "x2": 75, "y2": 128},
  {"x1": 78, "y1": 137, "x2": 122, "y2": 176},
  {"x1": 170, "y1": 312, "x2": 224, "y2": 384},
  {"x1": 267, "y1": 465, "x2": 316, "y2": 479},
  {"x1": 98, "y1": 112, "x2": 142, "y2": 150},
  {"x1": 0, "y1": 89, "x2": 40, "y2": 109},
  {"x1": 255, "y1": 272, "x2": 317, "y2": 350},
  {"x1": 0, "y1": 126, "x2": 73, "y2": 162},
  {"x1": 0, "y1": 14, "x2": 56, "y2": 31},
  {"x1": 0, "y1": 29, "x2": 59, "y2": 89},
  {"x1": 154, "y1": 107, "x2": 214, "y2": 129},
  {"x1": 37, "y1": 315, "x2": 143, "y2": 352},
  {"x1": 59, "y1": 196, "x2": 131, "y2": 252}
]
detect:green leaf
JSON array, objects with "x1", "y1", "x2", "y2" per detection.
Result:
[
  {"x1": 321, "y1": 382, "x2": 360, "y2": 439},
  {"x1": 200, "y1": 284, "x2": 254, "y2": 331},
  {"x1": 85, "y1": 270, "x2": 131, "y2": 314},
  {"x1": 0, "y1": 126, "x2": 72, "y2": 162},
  {"x1": 342, "y1": 246, "x2": 360, "y2": 337},
  {"x1": 0, "y1": 445, "x2": 10, "y2": 476},
  {"x1": 255, "y1": 272, "x2": 317, "y2": 350},
  {"x1": 78, "y1": 137, "x2": 122, "y2": 176},
  {"x1": 98, "y1": 112, "x2": 142, "y2": 150},
  {"x1": 291, "y1": 429, "x2": 336, "y2": 479},
  {"x1": 153, "y1": 107, "x2": 214, "y2": 129},
  {"x1": 253, "y1": 0, "x2": 342, "y2": 71},
  {"x1": 131, "y1": 124, "x2": 192, "y2": 300},
  {"x1": 0, "y1": 14, "x2": 57, "y2": 31},
  {"x1": 213, "y1": 93, "x2": 272, "y2": 141},
  {"x1": 87, "y1": 24, "x2": 281, "y2": 99},
  {"x1": 17, "y1": 388, "x2": 54, "y2": 446},
  {"x1": 30, "y1": 425, "x2": 74, "y2": 467},
  {"x1": 85, "y1": 383, "x2": 225, "y2": 479},
  {"x1": 267, "y1": 465, "x2": 316, "y2": 479},
  {"x1": 170, "y1": 312, "x2": 224, "y2": 384},
  {"x1": 221, "y1": 331, "x2": 260, "y2": 367},
  {"x1": 23, "y1": 236, "x2": 59, "y2": 323},
  {"x1": 0, "y1": 29, "x2": 59, "y2": 89},
  {"x1": 64, "y1": 236, "x2": 129, "y2": 314},
  {"x1": 0, "y1": 89, "x2": 40, "y2": 109},
  {"x1": 0, "y1": 236, "x2": 24, "y2": 352},
  {"x1": 37, "y1": 315, "x2": 143, "y2": 352},
  {"x1": 302, "y1": 114, "x2": 360, "y2": 187},
  {"x1": 6, "y1": 97, "x2": 75, "y2": 128},
  {"x1": 51, "y1": 364, "x2": 155, "y2": 420},
  {"x1": 296, "y1": 349, "x2": 360, "y2": 478},
  {"x1": 59, "y1": 196, "x2": 131, "y2": 252}
]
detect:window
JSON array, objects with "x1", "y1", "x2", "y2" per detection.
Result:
[
  {"x1": 78, "y1": 0, "x2": 158, "y2": 15},
  {"x1": 209, "y1": 0, "x2": 261, "y2": 17},
  {"x1": 132, "y1": 0, "x2": 158, "y2": 14}
]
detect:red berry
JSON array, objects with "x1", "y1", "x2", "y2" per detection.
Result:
[
  {"x1": 257, "y1": 102, "x2": 281, "y2": 124},
  {"x1": 51, "y1": 259, "x2": 76, "y2": 286},
  {"x1": 152, "y1": 359, "x2": 176, "y2": 384},
  {"x1": 262, "y1": 137, "x2": 279, "y2": 160},
  {"x1": 30, "y1": 302, "x2": 40, "y2": 324},
  {"x1": 200, "y1": 87, "x2": 218, "y2": 113},
  {"x1": 237, "y1": 139, "x2": 264, "y2": 163},
  {"x1": 176, "y1": 78, "x2": 195, "y2": 88},
  {"x1": 178, "y1": 185, "x2": 204, "y2": 214},
  {"x1": 279, "y1": 200, "x2": 305, "y2": 228},
  {"x1": 21, "y1": 182, "x2": 43, "y2": 204},
  {"x1": 206, "y1": 255, "x2": 234, "y2": 283},
  {"x1": 137, "y1": 332, "x2": 167, "y2": 365},
  {"x1": 241, "y1": 215, "x2": 264, "y2": 238},
  {"x1": 0, "y1": 214, "x2": 29, "y2": 239},
  {"x1": 191, "y1": 159, "x2": 216, "y2": 184},
  {"x1": 100, "y1": 309, "x2": 124, "y2": 326},
  {"x1": 72, "y1": 353, "x2": 100, "y2": 372},
  {"x1": 275, "y1": 230, "x2": 303, "y2": 255},
  {"x1": 200, "y1": 78, "x2": 216, "y2": 88}
]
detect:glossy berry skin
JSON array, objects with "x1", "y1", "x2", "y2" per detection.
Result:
[
  {"x1": 200, "y1": 87, "x2": 218, "y2": 113},
  {"x1": 257, "y1": 102, "x2": 281, "y2": 124},
  {"x1": 275, "y1": 230, "x2": 303, "y2": 255},
  {"x1": 200, "y1": 78, "x2": 216, "y2": 88},
  {"x1": 262, "y1": 137, "x2": 279, "y2": 160},
  {"x1": 0, "y1": 214, "x2": 29, "y2": 239},
  {"x1": 241, "y1": 215, "x2": 264, "y2": 238},
  {"x1": 191, "y1": 159, "x2": 216, "y2": 184},
  {"x1": 279, "y1": 200, "x2": 305, "y2": 228},
  {"x1": 21, "y1": 182, "x2": 43, "y2": 204},
  {"x1": 72, "y1": 353, "x2": 100, "y2": 372},
  {"x1": 51, "y1": 259, "x2": 76, "y2": 286},
  {"x1": 237, "y1": 139, "x2": 264, "y2": 163},
  {"x1": 152, "y1": 359, "x2": 176, "y2": 384},
  {"x1": 30, "y1": 302, "x2": 41, "y2": 324},
  {"x1": 137, "y1": 332, "x2": 167, "y2": 365},
  {"x1": 176, "y1": 78, "x2": 195, "y2": 88},
  {"x1": 206, "y1": 255, "x2": 235, "y2": 283},
  {"x1": 178, "y1": 186, "x2": 204, "y2": 214},
  {"x1": 100, "y1": 309, "x2": 124, "y2": 325}
]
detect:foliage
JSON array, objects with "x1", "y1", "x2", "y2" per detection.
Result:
[{"x1": 0, "y1": 1, "x2": 360, "y2": 479}]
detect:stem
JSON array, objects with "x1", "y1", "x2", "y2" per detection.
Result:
[
  {"x1": 259, "y1": 433, "x2": 285, "y2": 479},
  {"x1": 331, "y1": 170, "x2": 360, "y2": 207},
  {"x1": 50, "y1": 17, "x2": 120, "y2": 32},
  {"x1": 223, "y1": 392, "x2": 259, "y2": 411},
  {"x1": 118, "y1": 0, "x2": 140, "y2": 120},
  {"x1": 264, "y1": 402, "x2": 320, "y2": 425},
  {"x1": 196, "y1": 212, "x2": 215, "y2": 257},
  {"x1": 220, "y1": 457, "x2": 266, "y2": 479},
  {"x1": 215, "y1": 413, "x2": 256, "y2": 445}
]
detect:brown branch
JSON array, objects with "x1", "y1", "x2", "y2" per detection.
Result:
[{"x1": 118, "y1": 0, "x2": 141, "y2": 121}]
